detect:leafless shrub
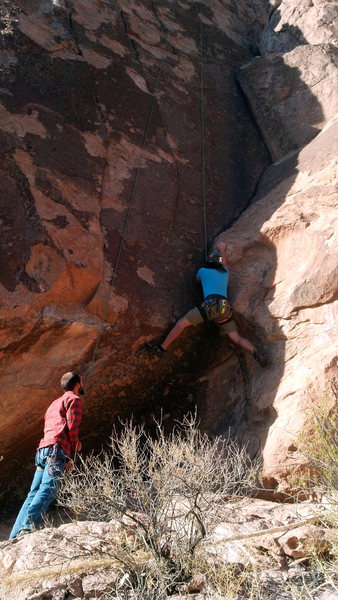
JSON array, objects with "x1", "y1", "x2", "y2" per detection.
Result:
[{"x1": 58, "y1": 414, "x2": 258, "y2": 597}]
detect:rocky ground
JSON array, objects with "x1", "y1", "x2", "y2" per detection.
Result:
[{"x1": 1, "y1": 497, "x2": 337, "y2": 599}]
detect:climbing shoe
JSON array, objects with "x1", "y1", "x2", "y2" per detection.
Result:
[
  {"x1": 144, "y1": 342, "x2": 166, "y2": 358},
  {"x1": 253, "y1": 349, "x2": 268, "y2": 367}
]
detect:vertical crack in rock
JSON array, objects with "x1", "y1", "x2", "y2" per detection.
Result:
[
  {"x1": 64, "y1": 0, "x2": 83, "y2": 55},
  {"x1": 119, "y1": 8, "x2": 140, "y2": 60}
]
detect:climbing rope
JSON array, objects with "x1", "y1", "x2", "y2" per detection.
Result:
[
  {"x1": 84, "y1": 0, "x2": 178, "y2": 395},
  {"x1": 199, "y1": 18, "x2": 208, "y2": 262}
]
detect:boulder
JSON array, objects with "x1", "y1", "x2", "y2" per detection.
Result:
[
  {"x1": 261, "y1": 0, "x2": 338, "y2": 53},
  {"x1": 199, "y1": 115, "x2": 337, "y2": 491},
  {"x1": 0, "y1": 521, "x2": 120, "y2": 599},
  {"x1": 238, "y1": 0, "x2": 338, "y2": 160},
  {"x1": 278, "y1": 524, "x2": 333, "y2": 559},
  {"x1": 196, "y1": 0, "x2": 338, "y2": 491},
  {"x1": 238, "y1": 44, "x2": 338, "y2": 160}
]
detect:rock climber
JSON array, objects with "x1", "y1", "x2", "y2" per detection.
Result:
[
  {"x1": 9, "y1": 371, "x2": 84, "y2": 539},
  {"x1": 145, "y1": 242, "x2": 268, "y2": 366}
]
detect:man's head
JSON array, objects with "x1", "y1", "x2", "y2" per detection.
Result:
[
  {"x1": 206, "y1": 250, "x2": 223, "y2": 267},
  {"x1": 61, "y1": 372, "x2": 84, "y2": 395}
]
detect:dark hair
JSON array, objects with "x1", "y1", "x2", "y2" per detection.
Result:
[
  {"x1": 203, "y1": 263, "x2": 226, "y2": 272},
  {"x1": 61, "y1": 371, "x2": 81, "y2": 391}
]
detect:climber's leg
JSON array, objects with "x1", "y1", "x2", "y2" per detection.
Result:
[
  {"x1": 227, "y1": 330, "x2": 255, "y2": 353},
  {"x1": 161, "y1": 317, "x2": 192, "y2": 350},
  {"x1": 145, "y1": 307, "x2": 203, "y2": 357},
  {"x1": 227, "y1": 330, "x2": 268, "y2": 366}
]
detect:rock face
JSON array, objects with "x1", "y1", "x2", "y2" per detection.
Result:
[
  {"x1": 0, "y1": 0, "x2": 337, "y2": 510},
  {"x1": 0, "y1": 0, "x2": 271, "y2": 511},
  {"x1": 238, "y1": 0, "x2": 338, "y2": 160},
  {"x1": 197, "y1": 0, "x2": 338, "y2": 493},
  {"x1": 200, "y1": 116, "x2": 338, "y2": 492}
]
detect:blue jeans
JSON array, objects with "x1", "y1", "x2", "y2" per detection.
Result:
[{"x1": 9, "y1": 445, "x2": 66, "y2": 539}]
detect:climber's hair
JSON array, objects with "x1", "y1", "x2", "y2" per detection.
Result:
[
  {"x1": 61, "y1": 371, "x2": 81, "y2": 391},
  {"x1": 203, "y1": 262, "x2": 226, "y2": 272}
]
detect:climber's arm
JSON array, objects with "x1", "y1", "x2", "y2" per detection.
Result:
[{"x1": 217, "y1": 241, "x2": 228, "y2": 268}]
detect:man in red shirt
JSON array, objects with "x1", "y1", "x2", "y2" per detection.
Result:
[{"x1": 9, "y1": 372, "x2": 84, "y2": 539}]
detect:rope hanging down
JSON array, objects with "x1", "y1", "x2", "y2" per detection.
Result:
[
  {"x1": 84, "y1": 0, "x2": 178, "y2": 394},
  {"x1": 200, "y1": 18, "x2": 208, "y2": 262}
]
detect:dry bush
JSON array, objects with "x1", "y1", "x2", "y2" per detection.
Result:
[
  {"x1": 294, "y1": 387, "x2": 338, "y2": 557},
  {"x1": 297, "y1": 390, "x2": 338, "y2": 492},
  {"x1": 284, "y1": 385, "x2": 338, "y2": 599},
  {"x1": 58, "y1": 414, "x2": 258, "y2": 598}
]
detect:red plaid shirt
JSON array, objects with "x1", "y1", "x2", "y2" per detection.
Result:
[{"x1": 38, "y1": 392, "x2": 83, "y2": 458}]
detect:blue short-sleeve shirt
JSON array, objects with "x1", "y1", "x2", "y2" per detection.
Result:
[{"x1": 197, "y1": 267, "x2": 229, "y2": 299}]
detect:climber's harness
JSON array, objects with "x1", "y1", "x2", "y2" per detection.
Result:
[{"x1": 199, "y1": 294, "x2": 232, "y2": 324}]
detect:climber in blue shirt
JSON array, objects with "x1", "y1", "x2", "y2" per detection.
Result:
[{"x1": 145, "y1": 242, "x2": 268, "y2": 366}]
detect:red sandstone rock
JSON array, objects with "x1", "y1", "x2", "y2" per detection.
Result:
[
  {"x1": 0, "y1": 0, "x2": 270, "y2": 510},
  {"x1": 0, "y1": 0, "x2": 337, "y2": 513},
  {"x1": 200, "y1": 116, "x2": 338, "y2": 492},
  {"x1": 238, "y1": 0, "x2": 338, "y2": 160}
]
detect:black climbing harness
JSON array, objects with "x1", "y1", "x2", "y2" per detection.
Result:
[{"x1": 199, "y1": 294, "x2": 232, "y2": 324}]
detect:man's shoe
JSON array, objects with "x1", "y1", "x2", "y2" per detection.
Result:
[
  {"x1": 253, "y1": 349, "x2": 268, "y2": 367},
  {"x1": 17, "y1": 529, "x2": 31, "y2": 538},
  {"x1": 144, "y1": 342, "x2": 166, "y2": 358}
]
